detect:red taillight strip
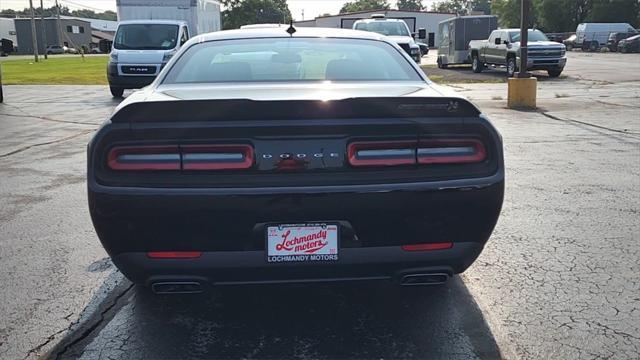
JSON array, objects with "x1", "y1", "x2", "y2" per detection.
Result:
[
  {"x1": 348, "y1": 141, "x2": 417, "y2": 167},
  {"x1": 181, "y1": 145, "x2": 254, "y2": 170},
  {"x1": 147, "y1": 251, "x2": 203, "y2": 259},
  {"x1": 417, "y1": 139, "x2": 486, "y2": 164},
  {"x1": 402, "y1": 242, "x2": 453, "y2": 251},
  {"x1": 107, "y1": 146, "x2": 181, "y2": 171}
]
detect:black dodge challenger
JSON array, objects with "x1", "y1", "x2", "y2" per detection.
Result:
[{"x1": 88, "y1": 27, "x2": 504, "y2": 294}]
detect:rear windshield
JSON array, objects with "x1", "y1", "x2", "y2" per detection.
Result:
[
  {"x1": 354, "y1": 21, "x2": 410, "y2": 37},
  {"x1": 162, "y1": 37, "x2": 421, "y2": 84},
  {"x1": 114, "y1": 24, "x2": 179, "y2": 50}
]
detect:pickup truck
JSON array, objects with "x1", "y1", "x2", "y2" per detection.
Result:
[{"x1": 468, "y1": 29, "x2": 567, "y2": 77}]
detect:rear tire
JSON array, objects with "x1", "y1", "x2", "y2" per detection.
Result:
[
  {"x1": 589, "y1": 41, "x2": 599, "y2": 52},
  {"x1": 507, "y1": 56, "x2": 517, "y2": 77},
  {"x1": 472, "y1": 54, "x2": 483, "y2": 73},
  {"x1": 110, "y1": 86, "x2": 124, "y2": 98},
  {"x1": 547, "y1": 69, "x2": 562, "y2": 78}
]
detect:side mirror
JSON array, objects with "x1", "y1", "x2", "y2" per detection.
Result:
[
  {"x1": 411, "y1": 33, "x2": 416, "y2": 39},
  {"x1": 98, "y1": 39, "x2": 111, "y2": 53},
  {"x1": 418, "y1": 28, "x2": 427, "y2": 39},
  {"x1": 503, "y1": 40, "x2": 510, "y2": 45},
  {"x1": 494, "y1": 38, "x2": 501, "y2": 45}
]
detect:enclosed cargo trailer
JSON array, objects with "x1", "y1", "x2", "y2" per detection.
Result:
[{"x1": 437, "y1": 15, "x2": 498, "y2": 68}]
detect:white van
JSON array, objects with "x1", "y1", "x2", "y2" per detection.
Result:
[
  {"x1": 576, "y1": 23, "x2": 637, "y2": 51},
  {"x1": 107, "y1": 0, "x2": 221, "y2": 97},
  {"x1": 108, "y1": 20, "x2": 190, "y2": 97}
]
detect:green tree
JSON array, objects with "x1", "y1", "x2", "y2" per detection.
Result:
[
  {"x1": 491, "y1": 0, "x2": 536, "y2": 28},
  {"x1": 535, "y1": 0, "x2": 589, "y2": 32},
  {"x1": 586, "y1": 0, "x2": 640, "y2": 27},
  {"x1": 396, "y1": 0, "x2": 423, "y2": 11},
  {"x1": 221, "y1": 0, "x2": 291, "y2": 29},
  {"x1": 431, "y1": 0, "x2": 468, "y2": 15},
  {"x1": 471, "y1": 0, "x2": 491, "y2": 14},
  {"x1": 339, "y1": 0, "x2": 390, "y2": 14}
]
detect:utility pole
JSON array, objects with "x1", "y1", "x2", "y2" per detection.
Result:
[
  {"x1": 40, "y1": 0, "x2": 47, "y2": 59},
  {"x1": 517, "y1": 0, "x2": 530, "y2": 78},
  {"x1": 29, "y1": 0, "x2": 39, "y2": 62}
]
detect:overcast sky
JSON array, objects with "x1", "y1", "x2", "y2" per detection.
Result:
[{"x1": 0, "y1": 0, "x2": 442, "y2": 21}]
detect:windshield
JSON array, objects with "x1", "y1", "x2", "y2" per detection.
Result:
[
  {"x1": 114, "y1": 24, "x2": 179, "y2": 50},
  {"x1": 162, "y1": 37, "x2": 421, "y2": 84},
  {"x1": 354, "y1": 21, "x2": 410, "y2": 37},
  {"x1": 509, "y1": 30, "x2": 549, "y2": 42}
]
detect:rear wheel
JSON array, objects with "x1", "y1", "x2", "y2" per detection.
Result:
[
  {"x1": 589, "y1": 41, "x2": 599, "y2": 52},
  {"x1": 547, "y1": 69, "x2": 562, "y2": 78},
  {"x1": 507, "y1": 56, "x2": 517, "y2": 77},
  {"x1": 472, "y1": 54, "x2": 483, "y2": 73},
  {"x1": 110, "y1": 86, "x2": 124, "y2": 98}
]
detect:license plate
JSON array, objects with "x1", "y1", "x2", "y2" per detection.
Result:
[{"x1": 266, "y1": 223, "x2": 339, "y2": 263}]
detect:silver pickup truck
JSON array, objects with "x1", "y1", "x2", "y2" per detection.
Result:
[{"x1": 468, "y1": 29, "x2": 567, "y2": 77}]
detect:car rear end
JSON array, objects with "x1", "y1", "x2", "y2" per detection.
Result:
[
  {"x1": 88, "y1": 31, "x2": 504, "y2": 292},
  {"x1": 88, "y1": 94, "x2": 503, "y2": 291}
]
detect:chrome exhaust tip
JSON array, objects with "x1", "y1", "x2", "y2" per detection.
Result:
[
  {"x1": 151, "y1": 281, "x2": 203, "y2": 294},
  {"x1": 400, "y1": 273, "x2": 450, "y2": 286}
]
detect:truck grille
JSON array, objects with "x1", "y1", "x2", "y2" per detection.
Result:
[
  {"x1": 528, "y1": 47, "x2": 563, "y2": 58},
  {"x1": 121, "y1": 65, "x2": 158, "y2": 75}
]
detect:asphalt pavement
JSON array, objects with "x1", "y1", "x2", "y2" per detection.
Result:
[{"x1": 0, "y1": 52, "x2": 639, "y2": 359}]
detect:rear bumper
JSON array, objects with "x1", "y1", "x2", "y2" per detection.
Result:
[
  {"x1": 89, "y1": 178, "x2": 504, "y2": 284},
  {"x1": 113, "y1": 242, "x2": 483, "y2": 286}
]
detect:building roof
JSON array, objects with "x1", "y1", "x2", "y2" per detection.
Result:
[
  {"x1": 60, "y1": 16, "x2": 117, "y2": 32},
  {"x1": 315, "y1": 9, "x2": 456, "y2": 19}
]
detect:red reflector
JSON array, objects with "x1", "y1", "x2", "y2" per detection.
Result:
[
  {"x1": 402, "y1": 242, "x2": 453, "y2": 251},
  {"x1": 107, "y1": 146, "x2": 180, "y2": 171},
  {"x1": 348, "y1": 140, "x2": 417, "y2": 167},
  {"x1": 147, "y1": 251, "x2": 203, "y2": 259},
  {"x1": 417, "y1": 139, "x2": 486, "y2": 164},
  {"x1": 182, "y1": 144, "x2": 254, "y2": 170}
]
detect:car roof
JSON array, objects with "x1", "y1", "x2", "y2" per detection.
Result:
[
  {"x1": 195, "y1": 27, "x2": 390, "y2": 43},
  {"x1": 353, "y1": 18, "x2": 406, "y2": 23}
]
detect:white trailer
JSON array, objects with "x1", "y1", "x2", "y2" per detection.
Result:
[{"x1": 116, "y1": 0, "x2": 221, "y2": 35}]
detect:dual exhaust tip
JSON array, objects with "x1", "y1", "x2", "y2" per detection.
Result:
[
  {"x1": 150, "y1": 273, "x2": 450, "y2": 294},
  {"x1": 399, "y1": 273, "x2": 450, "y2": 286}
]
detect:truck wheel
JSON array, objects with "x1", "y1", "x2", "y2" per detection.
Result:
[
  {"x1": 547, "y1": 69, "x2": 562, "y2": 78},
  {"x1": 437, "y1": 57, "x2": 443, "y2": 69},
  {"x1": 589, "y1": 41, "x2": 599, "y2": 52},
  {"x1": 507, "y1": 56, "x2": 517, "y2": 77},
  {"x1": 472, "y1": 54, "x2": 483, "y2": 73},
  {"x1": 110, "y1": 86, "x2": 124, "y2": 98}
]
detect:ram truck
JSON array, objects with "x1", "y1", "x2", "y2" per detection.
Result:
[{"x1": 468, "y1": 29, "x2": 567, "y2": 77}]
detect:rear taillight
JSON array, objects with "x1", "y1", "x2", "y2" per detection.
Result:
[
  {"x1": 402, "y1": 242, "x2": 453, "y2": 251},
  {"x1": 147, "y1": 251, "x2": 202, "y2": 259},
  {"x1": 107, "y1": 146, "x2": 181, "y2": 171},
  {"x1": 348, "y1": 139, "x2": 486, "y2": 167},
  {"x1": 347, "y1": 141, "x2": 416, "y2": 167},
  {"x1": 182, "y1": 145, "x2": 254, "y2": 170},
  {"x1": 417, "y1": 139, "x2": 486, "y2": 164},
  {"x1": 107, "y1": 144, "x2": 254, "y2": 171}
]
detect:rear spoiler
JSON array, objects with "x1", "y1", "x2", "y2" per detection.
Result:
[{"x1": 110, "y1": 97, "x2": 481, "y2": 123}]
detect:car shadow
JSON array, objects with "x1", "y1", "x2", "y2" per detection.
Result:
[{"x1": 58, "y1": 276, "x2": 502, "y2": 359}]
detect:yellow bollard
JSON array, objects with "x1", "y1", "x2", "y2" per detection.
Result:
[{"x1": 507, "y1": 77, "x2": 537, "y2": 109}]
